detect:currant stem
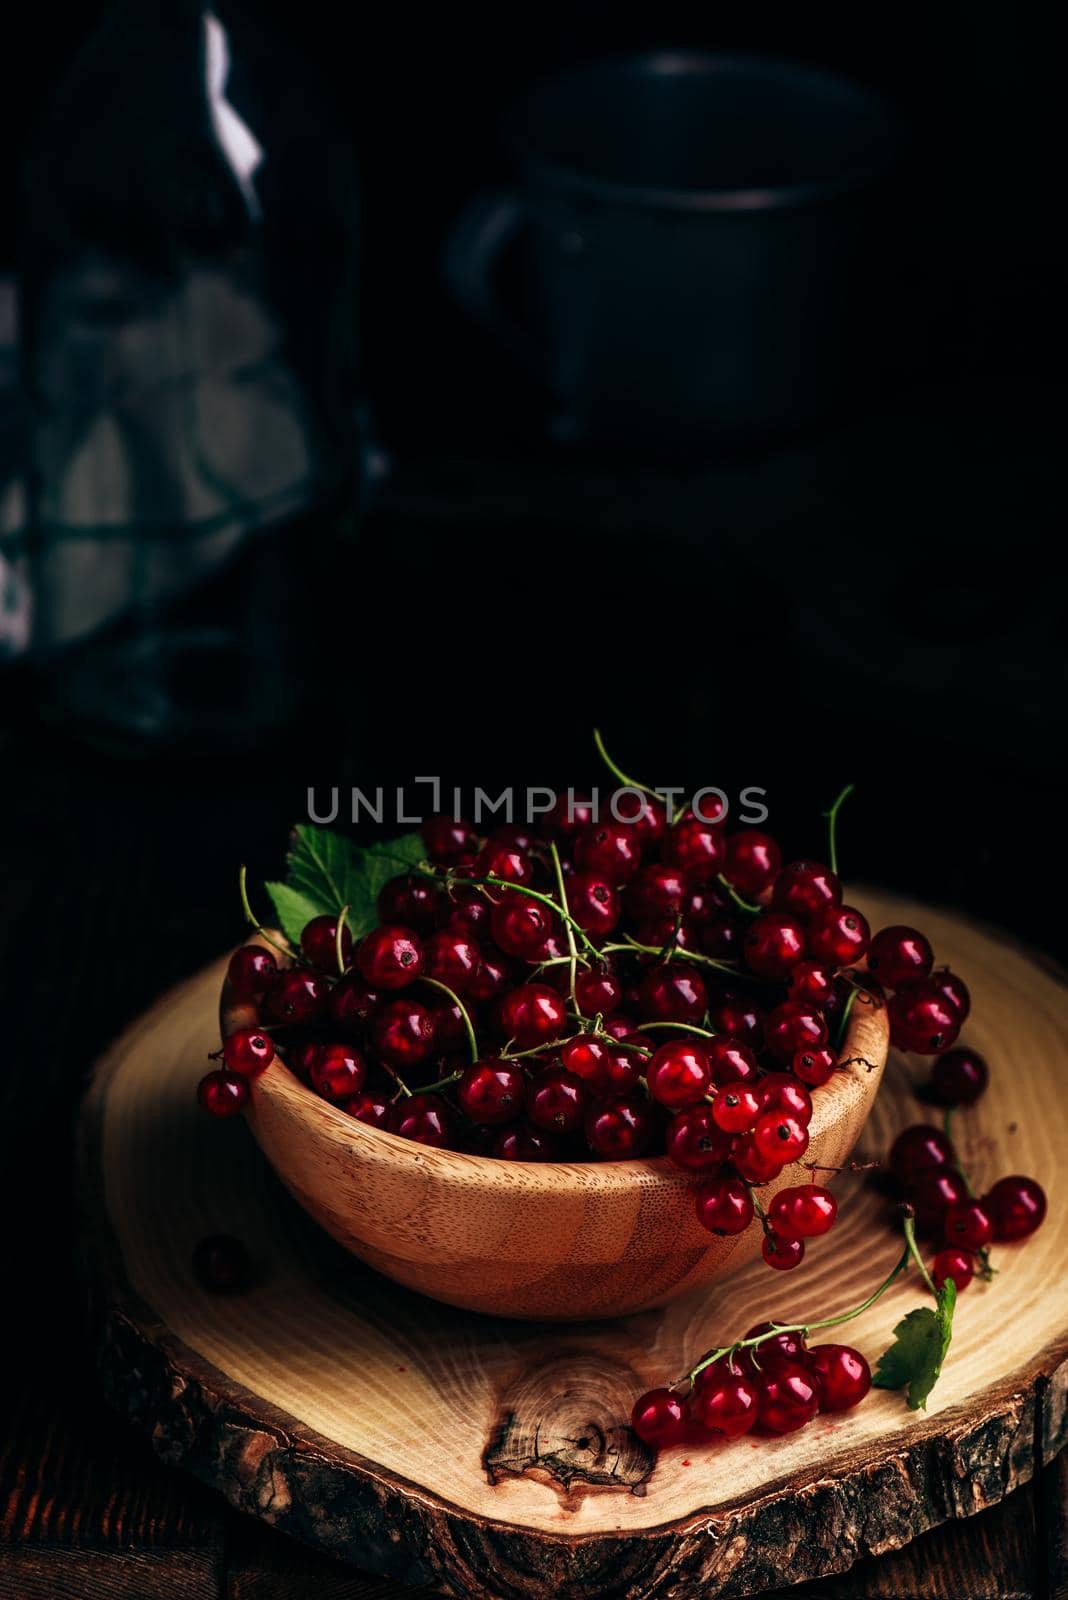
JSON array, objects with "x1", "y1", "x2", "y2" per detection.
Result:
[
  {"x1": 902, "y1": 1209, "x2": 939, "y2": 1298},
  {"x1": 237, "y1": 865, "x2": 297, "y2": 964},
  {"x1": 836, "y1": 984, "x2": 859, "y2": 1048},
  {"x1": 419, "y1": 1070, "x2": 463, "y2": 1095},
  {"x1": 419, "y1": 867, "x2": 600, "y2": 958},
  {"x1": 602, "y1": 937, "x2": 743, "y2": 979},
  {"x1": 550, "y1": 841, "x2": 579, "y2": 1010},
  {"x1": 592, "y1": 727, "x2": 663, "y2": 802},
  {"x1": 419, "y1": 976, "x2": 479, "y2": 1064},
  {"x1": 717, "y1": 875, "x2": 761, "y2": 915},
  {"x1": 822, "y1": 782, "x2": 856, "y2": 878},
  {"x1": 942, "y1": 1108, "x2": 996, "y2": 1279},
  {"x1": 638, "y1": 1020, "x2": 717, "y2": 1038},
  {"x1": 335, "y1": 906, "x2": 350, "y2": 976}
]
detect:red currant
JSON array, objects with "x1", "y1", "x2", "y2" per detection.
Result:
[
  {"x1": 423, "y1": 930, "x2": 481, "y2": 994},
  {"x1": 807, "y1": 904, "x2": 870, "y2": 967},
  {"x1": 767, "y1": 1184, "x2": 837, "y2": 1239},
  {"x1": 695, "y1": 1176, "x2": 754, "y2": 1235},
  {"x1": 697, "y1": 915, "x2": 743, "y2": 960},
  {"x1": 493, "y1": 1124, "x2": 558, "y2": 1161},
  {"x1": 611, "y1": 789, "x2": 668, "y2": 849},
  {"x1": 466, "y1": 947, "x2": 515, "y2": 1002},
  {"x1": 539, "y1": 793, "x2": 596, "y2": 841},
  {"x1": 761, "y1": 1233, "x2": 806, "y2": 1271},
  {"x1": 356, "y1": 926, "x2": 424, "y2": 991},
  {"x1": 666, "y1": 1105, "x2": 732, "y2": 1171},
  {"x1": 423, "y1": 814, "x2": 477, "y2": 865},
  {"x1": 226, "y1": 945, "x2": 278, "y2": 997},
  {"x1": 527, "y1": 1068, "x2": 587, "y2": 1134},
  {"x1": 625, "y1": 864, "x2": 688, "y2": 922},
  {"x1": 443, "y1": 885, "x2": 492, "y2": 940},
  {"x1": 943, "y1": 1199, "x2": 993, "y2": 1250},
  {"x1": 500, "y1": 983, "x2": 567, "y2": 1048},
  {"x1": 310, "y1": 1043, "x2": 367, "y2": 1101},
  {"x1": 198, "y1": 1069, "x2": 249, "y2": 1117},
  {"x1": 772, "y1": 860, "x2": 841, "y2": 922},
  {"x1": 792, "y1": 1046, "x2": 837, "y2": 1087},
  {"x1": 908, "y1": 1168, "x2": 969, "y2": 1232},
  {"x1": 370, "y1": 1000, "x2": 436, "y2": 1068},
  {"x1": 342, "y1": 1089, "x2": 392, "y2": 1129},
  {"x1": 888, "y1": 982, "x2": 961, "y2": 1054},
  {"x1": 711, "y1": 1081, "x2": 764, "y2": 1134},
  {"x1": 738, "y1": 1323, "x2": 808, "y2": 1371},
  {"x1": 723, "y1": 831, "x2": 781, "y2": 898},
  {"x1": 753, "y1": 1111, "x2": 810, "y2": 1164},
  {"x1": 744, "y1": 911, "x2": 807, "y2": 979},
  {"x1": 889, "y1": 1123, "x2": 956, "y2": 1181},
  {"x1": 490, "y1": 893, "x2": 555, "y2": 958},
  {"x1": 732, "y1": 1133, "x2": 784, "y2": 1185},
  {"x1": 663, "y1": 811, "x2": 726, "y2": 883},
  {"x1": 707, "y1": 1002, "x2": 765, "y2": 1054},
  {"x1": 474, "y1": 841, "x2": 534, "y2": 888},
  {"x1": 866, "y1": 924, "x2": 934, "y2": 988},
  {"x1": 430, "y1": 998, "x2": 469, "y2": 1051},
  {"x1": 457, "y1": 1060, "x2": 524, "y2": 1125},
  {"x1": 635, "y1": 964, "x2": 707, "y2": 1025},
  {"x1": 931, "y1": 1246, "x2": 975, "y2": 1292},
  {"x1": 647, "y1": 1040, "x2": 712, "y2": 1110},
  {"x1": 585, "y1": 1095, "x2": 652, "y2": 1159},
  {"x1": 705, "y1": 1036, "x2": 760, "y2": 1087},
  {"x1": 924, "y1": 968, "x2": 971, "y2": 1021},
  {"x1": 602, "y1": 1012, "x2": 639, "y2": 1040},
  {"x1": 808, "y1": 1344, "x2": 871, "y2": 1412},
  {"x1": 574, "y1": 821, "x2": 642, "y2": 884},
  {"x1": 631, "y1": 1387, "x2": 686, "y2": 1449},
  {"x1": 755, "y1": 1360, "x2": 819, "y2": 1428},
  {"x1": 328, "y1": 972, "x2": 379, "y2": 1029},
  {"x1": 692, "y1": 1366, "x2": 759, "y2": 1438},
  {"x1": 572, "y1": 965, "x2": 622, "y2": 1017},
  {"x1": 566, "y1": 871, "x2": 621, "y2": 937},
  {"x1": 222, "y1": 1027, "x2": 275, "y2": 1077},
  {"x1": 300, "y1": 914, "x2": 353, "y2": 971},
  {"x1": 267, "y1": 968, "x2": 327, "y2": 1023},
  {"x1": 985, "y1": 1175, "x2": 1047, "y2": 1241},
  {"x1": 759, "y1": 1073, "x2": 813, "y2": 1123},
  {"x1": 764, "y1": 999, "x2": 828, "y2": 1063},
  {"x1": 378, "y1": 874, "x2": 441, "y2": 933},
  {"x1": 787, "y1": 960, "x2": 838, "y2": 1007},
  {"x1": 391, "y1": 1091, "x2": 452, "y2": 1146},
  {"x1": 930, "y1": 1047, "x2": 988, "y2": 1106}
]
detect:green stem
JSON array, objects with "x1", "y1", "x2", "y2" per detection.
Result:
[
  {"x1": 942, "y1": 1109, "x2": 995, "y2": 1278},
  {"x1": 822, "y1": 782, "x2": 856, "y2": 878},
  {"x1": 592, "y1": 728, "x2": 662, "y2": 800},
  {"x1": 637, "y1": 1020, "x2": 717, "y2": 1039},
  {"x1": 419, "y1": 977, "x2": 479, "y2": 1064},
  {"x1": 419, "y1": 867, "x2": 600, "y2": 959},
  {"x1": 902, "y1": 1209, "x2": 939, "y2": 1297},
  {"x1": 836, "y1": 985, "x2": 859, "y2": 1048},
  {"x1": 419, "y1": 1070, "x2": 464, "y2": 1095},
  {"x1": 602, "y1": 938, "x2": 744, "y2": 979},
  {"x1": 717, "y1": 875, "x2": 761, "y2": 915},
  {"x1": 237, "y1": 865, "x2": 297, "y2": 964},
  {"x1": 335, "y1": 905, "x2": 350, "y2": 976},
  {"x1": 551, "y1": 842, "x2": 579, "y2": 1011}
]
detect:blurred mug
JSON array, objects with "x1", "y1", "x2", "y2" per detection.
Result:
[{"x1": 445, "y1": 52, "x2": 905, "y2": 450}]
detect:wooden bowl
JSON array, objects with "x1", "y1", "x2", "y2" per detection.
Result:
[{"x1": 222, "y1": 935, "x2": 889, "y2": 1321}]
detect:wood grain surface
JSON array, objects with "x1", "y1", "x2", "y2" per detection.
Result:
[{"x1": 79, "y1": 889, "x2": 1068, "y2": 1599}]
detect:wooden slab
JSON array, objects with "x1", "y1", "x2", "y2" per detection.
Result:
[{"x1": 78, "y1": 890, "x2": 1068, "y2": 1600}]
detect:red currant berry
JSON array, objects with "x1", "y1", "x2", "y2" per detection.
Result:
[
  {"x1": 222, "y1": 1027, "x2": 275, "y2": 1077},
  {"x1": 527, "y1": 1068, "x2": 587, "y2": 1135},
  {"x1": 631, "y1": 1387, "x2": 686, "y2": 1449},
  {"x1": 288, "y1": 1040, "x2": 321, "y2": 1083},
  {"x1": 574, "y1": 821, "x2": 642, "y2": 884},
  {"x1": 768, "y1": 1184, "x2": 837, "y2": 1239},
  {"x1": 192, "y1": 1233, "x2": 251, "y2": 1292},
  {"x1": 634, "y1": 914, "x2": 698, "y2": 953},
  {"x1": 662, "y1": 811, "x2": 726, "y2": 883},
  {"x1": 603, "y1": 1042, "x2": 644, "y2": 1093},
  {"x1": 559, "y1": 1033, "x2": 611, "y2": 1086},
  {"x1": 754, "y1": 1111, "x2": 810, "y2": 1164},
  {"x1": 635, "y1": 963, "x2": 707, "y2": 1025},
  {"x1": 761, "y1": 1233, "x2": 806, "y2": 1271},
  {"x1": 474, "y1": 841, "x2": 534, "y2": 888},
  {"x1": 226, "y1": 945, "x2": 278, "y2": 997},
  {"x1": 808, "y1": 1344, "x2": 871, "y2": 1412},
  {"x1": 923, "y1": 968, "x2": 971, "y2": 1022},
  {"x1": 370, "y1": 1000, "x2": 436, "y2": 1068},
  {"x1": 889, "y1": 1123, "x2": 956, "y2": 1181},
  {"x1": 943, "y1": 1199, "x2": 993, "y2": 1250},
  {"x1": 466, "y1": 947, "x2": 515, "y2": 1002},
  {"x1": 423, "y1": 930, "x2": 481, "y2": 995},
  {"x1": 197, "y1": 1069, "x2": 249, "y2": 1117},
  {"x1": 692, "y1": 1366, "x2": 759, "y2": 1438},
  {"x1": 759, "y1": 1073, "x2": 813, "y2": 1123},
  {"x1": 602, "y1": 1012, "x2": 639, "y2": 1040},
  {"x1": 738, "y1": 1323, "x2": 808, "y2": 1371},
  {"x1": 807, "y1": 904, "x2": 870, "y2": 968},
  {"x1": 443, "y1": 885, "x2": 492, "y2": 940},
  {"x1": 267, "y1": 968, "x2": 326, "y2": 1024},
  {"x1": 378, "y1": 875, "x2": 441, "y2": 933},
  {"x1": 695, "y1": 1175, "x2": 754, "y2": 1235},
  {"x1": 744, "y1": 911, "x2": 807, "y2": 979},
  {"x1": 493, "y1": 1123, "x2": 558, "y2": 1161},
  {"x1": 773, "y1": 860, "x2": 842, "y2": 922},
  {"x1": 429, "y1": 998, "x2": 468, "y2": 1051},
  {"x1": 666, "y1": 1105, "x2": 732, "y2": 1171},
  {"x1": 931, "y1": 1246, "x2": 975, "y2": 1292},
  {"x1": 539, "y1": 793, "x2": 596, "y2": 841},
  {"x1": 423, "y1": 814, "x2": 477, "y2": 865},
  {"x1": 611, "y1": 789, "x2": 668, "y2": 849},
  {"x1": 625, "y1": 864, "x2": 688, "y2": 922},
  {"x1": 647, "y1": 1039, "x2": 713, "y2": 1110},
  {"x1": 908, "y1": 1168, "x2": 969, "y2": 1232},
  {"x1": 356, "y1": 926, "x2": 424, "y2": 991},
  {"x1": 328, "y1": 972, "x2": 379, "y2": 1029},
  {"x1": 792, "y1": 1046, "x2": 837, "y2": 1087},
  {"x1": 300, "y1": 914, "x2": 353, "y2": 972},
  {"x1": 585, "y1": 1095, "x2": 652, "y2": 1159},
  {"x1": 712, "y1": 1082, "x2": 765, "y2": 1134},
  {"x1": 756, "y1": 1360, "x2": 819, "y2": 1429},
  {"x1": 500, "y1": 983, "x2": 567, "y2": 1048},
  {"x1": 341, "y1": 1089, "x2": 392, "y2": 1129},
  {"x1": 705, "y1": 1036, "x2": 760, "y2": 1088},
  {"x1": 787, "y1": 960, "x2": 838, "y2": 1007},
  {"x1": 732, "y1": 1133, "x2": 784, "y2": 1185},
  {"x1": 764, "y1": 999, "x2": 828, "y2": 1063},
  {"x1": 723, "y1": 831, "x2": 782, "y2": 898},
  {"x1": 490, "y1": 892, "x2": 555, "y2": 959},
  {"x1": 930, "y1": 1047, "x2": 989, "y2": 1106},
  {"x1": 566, "y1": 871, "x2": 621, "y2": 937},
  {"x1": 888, "y1": 981, "x2": 961, "y2": 1054},
  {"x1": 697, "y1": 915, "x2": 743, "y2": 960},
  {"x1": 310, "y1": 1043, "x2": 368, "y2": 1101},
  {"x1": 391, "y1": 1091, "x2": 452, "y2": 1147},
  {"x1": 866, "y1": 924, "x2": 934, "y2": 988},
  {"x1": 572, "y1": 965, "x2": 622, "y2": 1017},
  {"x1": 985, "y1": 1175, "x2": 1047, "y2": 1241},
  {"x1": 457, "y1": 1060, "x2": 524, "y2": 1125}
]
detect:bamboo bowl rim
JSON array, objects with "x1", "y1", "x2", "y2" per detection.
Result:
[{"x1": 221, "y1": 930, "x2": 890, "y2": 1194}]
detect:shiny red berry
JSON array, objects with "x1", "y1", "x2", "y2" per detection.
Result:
[
  {"x1": 310, "y1": 1042, "x2": 367, "y2": 1101},
  {"x1": 492, "y1": 1123, "x2": 558, "y2": 1161},
  {"x1": 527, "y1": 1068, "x2": 587, "y2": 1134},
  {"x1": 666, "y1": 1105, "x2": 732, "y2": 1171},
  {"x1": 631, "y1": 1387, "x2": 686, "y2": 1449},
  {"x1": 807, "y1": 904, "x2": 870, "y2": 967},
  {"x1": 574, "y1": 821, "x2": 642, "y2": 884},
  {"x1": 300, "y1": 914, "x2": 353, "y2": 971},
  {"x1": 943, "y1": 1199, "x2": 993, "y2": 1250},
  {"x1": 711, "y1": 1081, "x2": 764, "y2": 1134},
  {"x1": 744, "y1": 911, "x2": 807, "y2": 979},
  {"x1": 792, "y1": 1046, "x2": 837, "y2": 1086},
  {"x1": 635, "y1": 963, "x2": 707, "y2": 1025},
  {"x1": 908, "y1": 1168, "x2": 969, "y2": 1232},
  {"x1": 756, "y1": 1360, "x2": 819, "y2": 1428},
  {"x1": 572, "y1": 965, "x2": 623, "y2": 1017},
  {"x1": 888, "y1": 981, "x2": 961, "y2": 1054},
  {"x1": 889, "y1": 1122, "x2": 956, "y2": 1181},
  {"x1": 267, "y1": 968, "x2": 326, "y2": 1023},
  {"x1": 761, "y1": 1232, "x2": 806, "y2": 1271},
  {"x1": 328, "y1": 972, "x2": 379, "y2": 1029},
  {"x1": 924, "y1": 968, "x2": 971, "y2": 1021},
  {"x1": 754, "y1": 1111, "x2": 810, "y2": 1164},
  {"x1": 585, "y1": 1095, "x2": 652, "y2": 1159},
  {"x1": 221, "y1": 1027, "x2": 275, "y2": 1077},
  {"x1": 867, "y1": 924, "x2": 934, "y2": 988},
  {"x1": 370, "y1": 1000, "x2": 436, "y2": 1068},
  {"x1": 423, "y1": 814, "x2": 477, "y2": 865},
  {"x1": 539, "y1": 793, "x2": 596, "y2": 841},
  {"x1": 500, "y1": 983, "x2": 567, "y2": 1048},
  {"x1": 197, "y1": 1069, "x2": 249, "y2": 1117},
  {"x1": 732, "y1": 1132, "x2": 784, "y2": 1184},
  {"x1": 226, "y1": 945, "x2": 278, "y2": 997},
  {"x1": 342, "y1": 1089, "x2": 392, "y2": 1129},
  {"x1": 466, "y1": 946, "x2": 515, "y2": 1002},
  {"x1": 457, "y1": 1059, "x2": 524, "y2": 1125},
  {"x1": 772, "y1": 860, "x2": 841, "y2": 922},
  {"x1": 662, "y1": 812, "x2": 726, "y2": 883},
  {"x1": 391, "y1": 1091, "x2": 452, "y2": 1146},
  {"x1": 759, "y1": 1073, "x2": 813, "y2": 1123},
  {"x1": 764, "y1": 999, "x2": 828, "y2": 1063},
  {"x1": 692, "y1": 1366, "x2": 759, "y2": 1438},
  {"x1": 722, "y1": 831, "x2": 781, "y2": 898},
  {"x1": 787, "y1": 960, "x2": 838, "y2": 1007},
  {"x1": 625, "y1": 864, "x2": 688, "y2": 922},
  {"x1": 356, "y1": 925, "x2": 424, "y2": 991},
  {"x1": 930, "y1": 1047, "x2": 988, "y2": 1106},
  {"x1": 443, "y1": 885, "x2": 492, "y2": 940},
  {"x1": 697, "y1": 915, "x2": 742, "y2": 960},
  {"x1": 474, "y1": 841, "x2": 534, "y2": 889},
  {"x1": 931, "y1": 1246, "x2": 975, "y2": 1292},
  {"x1": 647, "y1": 1039, "x2": 713, "y2": 1110},
  {"x1": 377, "y1": 874, "x2": 441, "y2": 933},
  {"x1": 737, "y1": 1323, "x2": 808, "y2": 1372},
  {"x1": 489, "y1": 893, "x2": 553, "y2": 958},
  {"x1": 695, "y1": 1175, "x2": 754, "y2": 1235},
  {"x1": 809, "y1": 1344, "x2": 871, "y2": 1411},
  {"x1": 611, "y1": 789, "x2": 668, "y2": 849},
  {"x1": 768, "y1": 1184, "x2": 837, "y2": 1239},
  {"x1": 566, "y1": 871, "x2": 621, "y2": 937},
  {"x1": 423, "y1": 930, "x2": 481, "y2": 994},
  {"x1": 985, "y1": 1175, "x2": 1047, "y2": 1241}
]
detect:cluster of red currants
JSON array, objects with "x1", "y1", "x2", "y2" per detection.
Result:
[{"x1": 632, "y1": 1321, "x2": 871, "y2": 1450}]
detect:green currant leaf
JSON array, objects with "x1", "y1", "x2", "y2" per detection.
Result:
[
  {"x1": 873, "y1": 1278, "x2": 956, "y2": 1410},
  {"x1": 264, "y1": 824, "x2": 425, "y2": 944}
]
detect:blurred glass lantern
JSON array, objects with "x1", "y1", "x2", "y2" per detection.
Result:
[{"x1": 19, "y1": 0, "x2": 365, "y2": 745}]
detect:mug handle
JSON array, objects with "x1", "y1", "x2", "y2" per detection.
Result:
[{"x1": 442, "y1": 190, "x2": 541, "y2": 377}]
